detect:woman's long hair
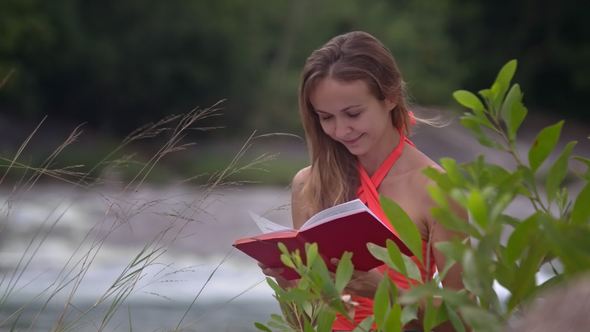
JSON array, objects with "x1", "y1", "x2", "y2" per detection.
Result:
[{"x1": 298, "y1": 31, "x2": 413, "y2": 215}]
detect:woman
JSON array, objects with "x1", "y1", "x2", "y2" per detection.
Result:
[{"x1": 262, "y1": 31, "x2": 466, "y2": 331}]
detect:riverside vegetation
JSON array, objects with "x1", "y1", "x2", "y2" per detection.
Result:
[
  {"x1": 254, "y1": 60, "x2": 590, "y2": 332},
  {"x1": 0, "y1": 99, "x2": 287, "y2": 330}
]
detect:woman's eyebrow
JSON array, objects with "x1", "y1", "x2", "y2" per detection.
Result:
[{"x1": 315, "y1": 104, "x2": 362, "y2": 114}]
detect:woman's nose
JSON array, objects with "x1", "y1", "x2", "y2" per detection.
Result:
[{"x1": 334, "y1": 117, "x2": 352, "y2": 139}]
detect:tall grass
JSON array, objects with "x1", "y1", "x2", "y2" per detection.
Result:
[{"x1": 0, "y1": 100, "x2": 284, "y2": 331}]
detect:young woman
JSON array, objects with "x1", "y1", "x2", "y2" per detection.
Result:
[{"x1": 262, "y1": 31, "x2": 466, "y2": 331}]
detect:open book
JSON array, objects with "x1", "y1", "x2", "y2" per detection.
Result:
[{"x1": 233, "y1": 199, "x2": 410, "y2": 280}]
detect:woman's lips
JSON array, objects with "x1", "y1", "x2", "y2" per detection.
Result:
[{"x1": 341, "y1": 134, "x2": 363, "y2": 145}]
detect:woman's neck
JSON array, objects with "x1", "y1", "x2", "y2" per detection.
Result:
[{"x1": 357, "y1": 126, "x2": 401, "y2": 176}]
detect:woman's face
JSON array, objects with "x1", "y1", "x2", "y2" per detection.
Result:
[{"x1": 309, "y1": 78, "x2": 397, "y2": 157}]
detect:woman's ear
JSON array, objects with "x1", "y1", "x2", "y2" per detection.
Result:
[{"x1": 384, "y1": 97, "x2": 397, "y2": 112}]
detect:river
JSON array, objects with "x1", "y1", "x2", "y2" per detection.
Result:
[
  {"x1": 0, "y1": 185, "x2": 292, "y2": 331},
  {"x1": 0, "y1": 111, "x2": 587, "y2": 331}
]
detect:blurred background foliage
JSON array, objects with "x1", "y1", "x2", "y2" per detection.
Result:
[
  {"x1": 1, "y1": 0, "x2": 588, "y2": 136},
  {"x1": 0, "y1": 0, "x2": 588, "y2": 185}
]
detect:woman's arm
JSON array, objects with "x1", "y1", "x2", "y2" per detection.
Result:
[
  {"x1": 291, "y1": 166, "x2": 311, "y2": 230},
  {"x1": 259, "y1": 166, "x2": 312, "y2": 288}
]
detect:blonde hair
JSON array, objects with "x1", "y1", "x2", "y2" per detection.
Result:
[{"x1": 298, "y1": 31, "x2": 413, "y2": 214}]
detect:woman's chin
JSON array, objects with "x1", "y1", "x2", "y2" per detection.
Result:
[{"x1": 343, "y1": 144, "x2": 367, "y2": 156}]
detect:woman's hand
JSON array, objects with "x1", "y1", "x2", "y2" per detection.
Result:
[
  {"x1": 331, "y1": 258, "x2": 383, "y2": 298},
  {"x1": 258, "y1": 262, "x2": 295, "y2": 289}
]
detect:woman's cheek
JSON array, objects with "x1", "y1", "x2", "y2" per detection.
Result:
[{"x1": 320, "y1": 122, "x2": 334, "y2": 137}]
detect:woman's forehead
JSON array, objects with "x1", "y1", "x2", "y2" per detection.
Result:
[{"x1": 309, "y1": 78, "x2": 372, "y2": 111}]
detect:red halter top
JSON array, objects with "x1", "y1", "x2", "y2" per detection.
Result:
[{"x1": 332, "y1": 133, "x2": 436, "y2": 331}]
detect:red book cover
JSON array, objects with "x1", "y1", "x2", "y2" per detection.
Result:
[{"x1": 233, "y1": 199, "x2": 410, "y2": 280}]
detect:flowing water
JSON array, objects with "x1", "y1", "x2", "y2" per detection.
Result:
[
  {"x1": 1, "y1": 112, "x2": 587, "y2": 331},
  {"x1": 0, "y1": 185, "x2": 292, "y2": 331}
]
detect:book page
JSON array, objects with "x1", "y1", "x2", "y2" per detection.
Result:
[
  {"x1": 301, "y1": 199, "x2": 372, "y2": 230},
  {"x1": 249, "y1": 211, "x2": 293, "y2": 233}
]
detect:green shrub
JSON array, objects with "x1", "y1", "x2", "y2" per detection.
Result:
[{"x1": 255, "y1": 60, "x2": 590, "y2": 332}]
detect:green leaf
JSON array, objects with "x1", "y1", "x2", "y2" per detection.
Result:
[
  {"x1": 430, "y1": 206, "x2": 480, "y2": 238},
  {"x1": 427, "y1": 184, "x2": 450, "y2": 209},
  {"x1": 449, "y1": 187, "x2": 468, "y2": 206},
  {"x1": 351, "y1": 316, "x2": 374, "y2": 332},
  {"x1": 432, "y1": 301, "x2": 449, "y2": 329},
  {"x1": 495, "y1": 60, "x2": 518, "y2": 89},
  {"x1": 459, "y1": 306, "x2": 501, "y2": 331},
  {"x1": 401, "y1": 303, "x2": 418, "y2": 325},
  {"x1": 500, "y1": 214, "x2": 521, "y2": 228},
  {"x1": 461, "y1": 250, "x2": 485, "y2": 297},
  {"x1": 501, "y1": 84, "x2": 528, "y2": 141},
  {"x1": 545, "y1": 141, "x2": 576, "y2": 203},
  {"x1": 335, "y1": 251, "x2": 353, "y2": 293},
  {"x1": 460, "y1": 116, "x2": 503, "y2": 149},
  {"x1": 459, "y1": 112, "x2": 494, "y2": 130},
  {"x1": 254, "y1": 322, "x2": 272, "y2": 332},
  {"x1": 541, "y1": 220, "x2": 590, "y2": 274},
  {"x1": 571, "y1": 183, "x2": 590, "y2": 225},
  {"x1": 479, "y1": 88, "x2": 492, "y2": 100},
  {"x1": 445, "y1": 302, "x2": 466, "y2": 332},
  {"x1": 402, "y1": 255, "x2": 422, "y2": 282},
  {"x1": 489, "y1": 192, "x2": 515, "y2": 221},
  {"x1": 440, "y1": 158, "x2": 465, "y2": 186},
  {"x1": 373, "y1": 277, "x2": 391, "y2": 327},
  {"x1": 423, "y1": 297, "x2": 436, "y2": 332},
  {"x1": 489, "y1": 60, "x2": 518, "y2": 116},
  {"x1": 423, "y1": 297, "x2": 449, "y2": 332},
  {"x1": 399, "y1": 283, "x2": 439, "y2": 305},
  {"x1": 384, "y1": 303, "x2": 402, "y2": 332},
  {"x1": 453, "y1": 90, "x2": 486, "y2": 115},
  {"x1": 438, "y1": 288, "x2": 473, "y2": 308},
  {"x1": 368, "y1": 243, "x2": 390, "y2": 264},
  {"x1": 505, "y1": 214, "x2": 538, "y2": 264},
  {"x1": 277, "y1": 242, "x2": 288, "y2": 255},
  {"x1": 507, "y1": 238, "x2": 546, "y2": 311},
  {"x1": 380, "y1": 196, "x2": 423, "y2": 263},
  {"x1": 284, "y1": 287, "x2": 312, "y2": 303},
  {"x1": 435, "y1": 241, "x2": 464, "y2": 263},
  {"x1": 528, "y1": 121, "x2": 564, "y2": 172},
  {"x1": 368, "y1": 241, "x2": 408, "y2": 279},
  {"x1": 495, "y1": 260, "x2": 516, "y2": 290},
  {"x1": 574, "y1": 156, "x2": 590, "y2": 180},
  {"x1": 467, "y1": 189, "x2": 489, "y2": 230},
  {"x1": 386, "y1": 239, "x2": 408, "y2": 275},
  {"x1": 423, "y1": 166, "x2": 451, "y2": 185},
  {"x1": 280, "y1": 253, "x2": 295, "y2": 269},
  {"x1": 266, "y1": 277, "x2": 285, "y2": 295},
  {"x1": 305, "y1": 242, "x2": 318, "y2": 266},
  {"x1": 316, "y1": 308, "x2": 336, "y2": 332},
  {"x1": 267, "y1": 314, "x2": 290, "y2": 330},
  {"x1": 435, "y1": 240, "x2": 466, "y2": 266}
]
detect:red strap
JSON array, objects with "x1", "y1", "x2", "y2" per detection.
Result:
[
  {"x1": 356, "y1": 134, "x2": 414, "y2": 255},
  {"x1": 356, "y1": 135, "x2": 413, "y2": 203},
  {"x1": 335, "y1": 132, "x2": 434, "y2": 330}
]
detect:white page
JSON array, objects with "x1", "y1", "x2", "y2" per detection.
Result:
[
  {"x1": 249, "y1": 211, "x2": 293, "y2": 233},
  {"x1": 301, "y1": 199, "x2": 375, "y2": 230}
]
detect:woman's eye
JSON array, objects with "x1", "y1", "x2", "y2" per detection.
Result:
[
  {"x1": 319, "y1": 115, "x2": 333, "y2": 121},
  {"x1": 347, "y1": 112, "x2": 361, "y2": 118}
]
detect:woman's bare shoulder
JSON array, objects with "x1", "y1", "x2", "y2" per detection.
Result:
[
  {"x1": 411, "y1": 146, "x2": 442, "y2": 172},
  {"x1": 392, "y1": 146, "x2": 442, "y2": 185},
  {"x1": 292, "y1": 166, "x2": 311, "y2": 191},
  {"x1": 291, "y1": 166, "x2": 312, "y2": 229}
]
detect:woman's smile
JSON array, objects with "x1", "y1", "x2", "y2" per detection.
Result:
[{"x1": 341, "y1": 133, "x2": 364, "y2": 145}]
